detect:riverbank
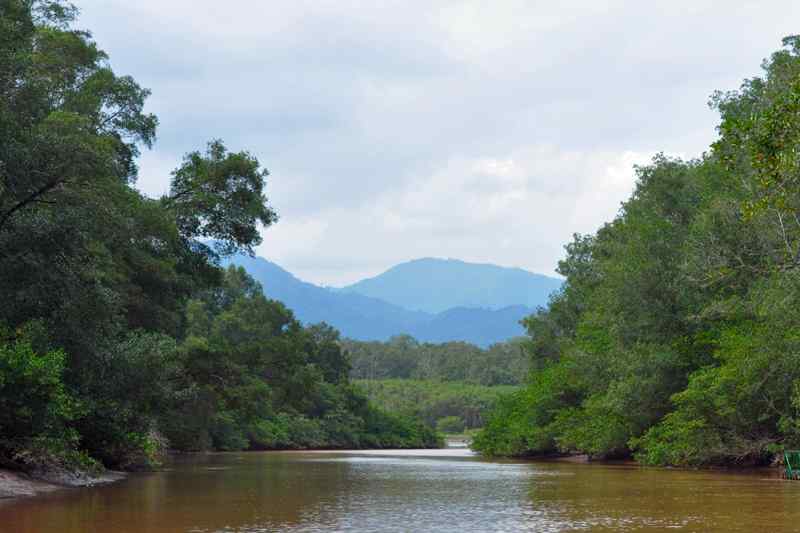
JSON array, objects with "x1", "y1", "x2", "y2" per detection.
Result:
[{"x1": 0, "y1": 468, "x2": 125, "y2": 499}]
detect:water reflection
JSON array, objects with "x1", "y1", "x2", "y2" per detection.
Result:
[
  {"x1": 524, "y1": 462, "x2": 792, "y2": 532},
  {"x1": 0, "y1": 449, "x2": 798, "y2": 532}
]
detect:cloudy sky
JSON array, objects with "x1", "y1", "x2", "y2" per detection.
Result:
[{"x1": 77, "y1": 1, "x2": 800, "y2": 285}]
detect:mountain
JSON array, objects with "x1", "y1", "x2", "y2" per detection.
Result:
[
  {"x1": 223, "y1": 254, "x2": 429, "y2": 340},
  {"x1": 224, "y1": 255, "x2": 556, "y2": 346},
  {"x1": 337, "y1": 257, "x2": 562, "y2": 314},
  {"x1": 409, "y1": 305, "x2": 534, "y2": 346}
]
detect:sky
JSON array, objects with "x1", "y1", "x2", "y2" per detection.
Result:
[{"x1": 76, "y1": 0, "x2": 800, "y2": 286}]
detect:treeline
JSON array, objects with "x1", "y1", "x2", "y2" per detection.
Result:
[
  {"x1": 356, "y1": 380, "x2": 517, "y2": 433},
  {"x1": 345, "y1": 336, "x2": 526, "y2": 432},
  {"x1": 0, "y1": 1, "x2": 438, "y2": 474},
  {"x1": 343, "y1": 335, "x2": 530, "y2": 386},
  {"x1": 474, "y1": 36, "x2": 800, "y2": 467}
]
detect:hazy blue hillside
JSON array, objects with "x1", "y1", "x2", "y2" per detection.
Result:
[
  {"x1": 224, "y1": 255, "x2": 536, "y2": 346},
  {"x1": 337, "y1": 258, "x2": 562, "y2": 313},
  {"x1": 223, "y1": 255, "x2": 429, "y2": 340},
  {"x1": 410, "y1": 305, "x2": 532, "y2": 345}
]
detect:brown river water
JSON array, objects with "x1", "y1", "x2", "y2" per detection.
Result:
[{"x1": 0, "y1": 448, "x2": 798, "y2": 532}]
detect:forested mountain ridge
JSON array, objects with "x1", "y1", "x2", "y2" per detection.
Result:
[
  {"x1": 337, "y1": 257, "x2": 562, "y2": 313},
  {"x1": 226, "y1": 254, "x2": 537, "y2": 346}
]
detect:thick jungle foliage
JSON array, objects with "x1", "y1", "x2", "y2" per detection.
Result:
[
  {"x1": 476, "y1": 36, "x2": 800, "y2": 466},
  {"x1": 0, "y1": 1, "x2": 438, "y2": 472}
]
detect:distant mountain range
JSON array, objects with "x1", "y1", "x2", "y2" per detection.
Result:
[
  {"x1": 336, "y1": 257, "x2": 563, "y2": 313},
  {"x1": 224, "y1": 255, "x2": 562, "y2": 347}
]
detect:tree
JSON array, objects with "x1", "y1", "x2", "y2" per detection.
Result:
[
  {"x1": 477, "y1": 36, "x2": 800, "y2": 465},
  {"x1": 165, "y1": 140, "x2": 278, "y2": 257},
  {"x1": 0, "y1": 0, "x2": 157, "y2": 235},
  {"x1": 0, "y1": 0, "x2": 438, "y2": 471}
]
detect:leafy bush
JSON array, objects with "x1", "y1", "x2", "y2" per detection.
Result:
[
  {"x1": 362, "y1": 408, "x2": 443, "y2": 449},
  {"x1": 75, "y1": 332, "x2": 180, "y2": 469},
  {"x1": 473, "y1": 362, "x2": 582, "y2": 457},
  {"x1": 634, "y1": 291, "x2": 800, "y2": 466},
  {"x1": 0, "y1": 328, "x2": 86, "y2": 470}
]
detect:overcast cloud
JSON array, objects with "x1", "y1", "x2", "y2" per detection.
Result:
[{"x1": 77, "y1": 0, "x2": 800, "y2": 285}]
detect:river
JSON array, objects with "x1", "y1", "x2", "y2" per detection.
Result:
[{"x1": 0, "y1": 448, "x2": 798, "y2": 532}]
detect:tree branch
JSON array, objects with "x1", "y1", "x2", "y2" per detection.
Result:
[{"x1": 0, "y1": 178, "x2": 64, "y2": 233}]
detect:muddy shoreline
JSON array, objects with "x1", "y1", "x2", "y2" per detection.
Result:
[{"x1": 0, "y1": 468, "x2": 126, "y2": 500}]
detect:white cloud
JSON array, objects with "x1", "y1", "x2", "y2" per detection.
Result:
[
  {"x1": 74, "y1": 0, "x2": 800, "y2": 285},
  {"x1": 258, "y1": 147, "x2": 656, "y2": 285}
]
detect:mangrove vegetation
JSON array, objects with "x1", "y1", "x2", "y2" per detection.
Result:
[
  {"x1": 0, "y1": 0, "x2": 439, "y2": 475},
  {"x1": 475, "y1": 35, "x2": 800, "y2": 467}
]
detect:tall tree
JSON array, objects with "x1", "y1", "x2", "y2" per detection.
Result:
[
  {"x1": 0, "y1": 0, "x2": 157, "y2": 235},
  {"x1": 165, "y1": 140, "x2": 278, "y2": 258}
]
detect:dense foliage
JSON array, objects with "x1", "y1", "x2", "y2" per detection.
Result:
[
  {"x1": 161, "y1": 267, "x2": 441, "y2": 453},
  {"x1": 346, "y1": 336, "x2": 527, "y2": 433},
  {"x1": 344, "y1": 336, "x2": 530, "y2": 386},
  {"x1": 0, "y1": 1, "x2": 439, "y2": 473},
  {"x1": 355, "y1": 379, "x2": 517, "y2": 432},
  {"x1": 475, "y1": 36, "x2": 800, "y2": 467}
]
